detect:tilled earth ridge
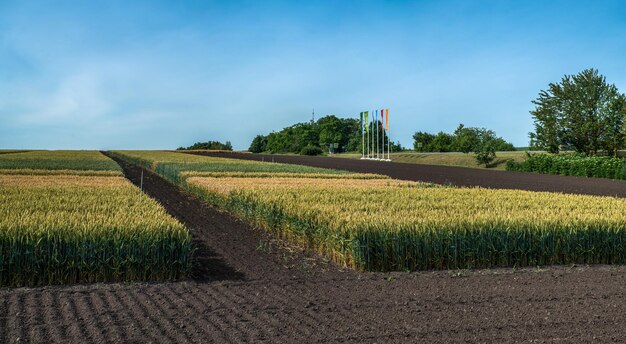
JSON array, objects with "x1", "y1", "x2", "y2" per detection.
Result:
[{"x1": 0, "y1": 154, "x2": 625, "y2": 343}]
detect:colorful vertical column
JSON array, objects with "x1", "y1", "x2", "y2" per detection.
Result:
[
  {"x1": 364, "y1": 111, "x2": 370, "y2": 159},
  {"x1": 370, "y1": 111, "x2": 376, "y2": 159},
  {"x1": 375, "y1": 110, "x2": 379, "y2": 159},
  {"x1": 360, "y1": 112, "x2": 365, "y2": 159},
  {"x1": 385, "y1": 108, "x2": 390, "y2": 161},
  {"x1": 380, "y1": 109, "x2": 385, "y2": 160}
]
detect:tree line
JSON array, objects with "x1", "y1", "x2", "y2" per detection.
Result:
[
  {"x1": 248, "y1": 115, "x2": 512, "y2": 165},
  {"x1": 177, "y1": 141, "x2": 233, "y2": 151},
  {"x1": 249, "y1": 115, "x2": 402, "y2": 155},
  {"x1": 412, "y1": 124, "x2": 516, "y2": 165},
  {"x1": 182, "y1": 69, "x2": 626, "y2": 166},
  {"x1": 413, "y1": 124, "x2": 515, "y2": 153}
]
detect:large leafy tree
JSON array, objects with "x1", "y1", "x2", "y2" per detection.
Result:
[
  {"x1": 452, "y1": 124, "x2": 480, "y2": 154},
  {"x1": 412, "y1": 124, "x2": 514, "y2": 153},
  {"x1": 248, "y1": 135, "x2": 268, "y2": 153},
  {"x1": 428, "y1": 132, "x2": 455, "y2": 152},
  {"x1": 530, "y1": 69, "x2": 626, "y2": 156},
  {"x1": 254, "y1": 115, "x2": 363, "y2": 154},
  {"x1": 412, "y1": 131, "x2": 435, "y2": 151},
  {"x1": 318, "y1": 115, "x2": 360, "y2": 151},
  {"x1": 473, "y1": 128, "x2": 497, "y2": 166}
]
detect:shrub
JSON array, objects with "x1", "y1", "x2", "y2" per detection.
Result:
[
  {"x1": 506, "y1": 154, "x2": 626, "y2": 179},
  {"x1": 299, "y1": 145, "x2": 324, "y2": 156}
]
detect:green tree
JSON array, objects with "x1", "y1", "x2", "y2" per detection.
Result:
[
  {"x1": 474, "y1": 129, "x2": 497, "y2": 166},
  {"x1": 318, "y1": 115, "x2": 360, "y2": 152},
  {"x1": 254, "y1": 114, "x2": 364, "y2": 155},
  {"x1": 427, "y1": 132, "x2": 454, "y2": 152},
  {"x1": 491, "y1": 137, "x2": 516, "y2": 151},
  {"x1": 389, "y1": 140, "x2": 404, "y2": 152},
  {"x1": 530, "y1": 68, "x2": 626, "y2": 156},
  {"x1": 413, "y1": 125, "x2": 514, "y2": 153},
  {"x1": 177, "y1": 140, "x2": 233, "y2": 150},
  {"x1": 452, "y1": 124, "x2": 480, "y2": 153},
  {"x1": 599, "y1": 90, "x2": 626, "y2": 157},
  {"x1": 530, "y1": 90, "x2": 561, "y2": 153},
  {"x1": 318, "y1": 115, "x2": 343, "y2": 148},
  {"x1": 412, "y1": 131, "x2": 435, "y2": 151},
  {"x1": 248, "y1": 135, "x2": 268, "y2": 153},
  {"x1": 266, "y1": 131, "x2": 288, "y2": 153}
]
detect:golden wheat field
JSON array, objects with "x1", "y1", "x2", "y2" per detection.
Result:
[
  {"x1": 107, "y1": 151, "x2": 626, "y2": 272},
  {"x1": 185, "y1": 173, "x2": 626, "y2": 271},
  {"x1": 179, "y1": 171, "x2": 389, "y2": 179},
  {"x1": 186, "y1": 176, "x2": 416, "y2": 195},
  {"x1": 0, "y1": 166, "x2": 192, "y2": 286}
]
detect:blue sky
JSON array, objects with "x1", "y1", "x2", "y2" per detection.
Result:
[{"x1": 1, "y1": 1, "x2": 626, "y2": 150}]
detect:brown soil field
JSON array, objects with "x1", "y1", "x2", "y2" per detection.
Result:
[
  {"x1": 189, "y1": 151, "x2": 626, "y2": 198},
  {"x1": 1, "y1": 153, "x2": 626, "y2": 343}
]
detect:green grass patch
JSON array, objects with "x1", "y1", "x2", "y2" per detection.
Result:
[
  {"x1": 0, "y1": 150, "x2": 29, "y2": 155},
  {"x1": 0, "y1": 151, "x2": 122, "y2": 171},
  {"x1": 336, "y1": 151, "x2": 527, "y2": 170},
  {"x1": 0, "y1": 169, "x2": 123, "y2": 177}
]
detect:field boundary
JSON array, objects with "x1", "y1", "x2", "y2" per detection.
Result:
[
  {"x1": 185, "y1": 151, "x2": 626, "y2": 198},
  {"x1": 103, "y1": 151, "x2": 339, "y2": 282}
]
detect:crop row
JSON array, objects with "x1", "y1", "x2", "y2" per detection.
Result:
[
  {"x1": 112, "y1": 150, "x2": 626, "y2": 271},
  {"x1": 187, "y1": 176, "x2": 416, "y2": 198},
  {"x1": 0, "y1": 150, "x2": 122, "y2": 172},
  {"x1": 0, "y1": 175, "x2": 192, "y2": 286},
  {"x1": 0, "y1": 168, "x2": 123, "y2": 176},
  {"x1": 109, "y1": 150, "x2": 349, "y2": 183},
  {"x1": 0, "y1": 150, "x2": 192, "y2": 286},
  {"x1": 186, "y1": 176, "x2": 626, "y2": 271},
  {"x1": 179, "y1": 171, "x2": 389, "y2": 179}
]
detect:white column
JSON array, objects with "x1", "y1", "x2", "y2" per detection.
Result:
[
  {"x1": 375, "y1": 110, "x2": 379, "y2": 160},
  {"x1": 361, "y1": 113, "x2": 364, "y2": 159},
  {"x1": 380, "y1": 110, "x2": 385, "y2": 160}
]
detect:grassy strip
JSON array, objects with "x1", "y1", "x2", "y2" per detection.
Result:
[
  {"x1": 0, "y1": 151, "x2": 122, "y2": 171},
  {"x1": 169, "y1": 149, "x2": 250, "y2": 154},
  {"x1": 0, "y1": 175, "x2": 192, "y2": 286},
  {"x1": 0, "y1": 150, "x2": 29, "y2": 155},
  {"x1": 336, "y1": 151, "x2": 528, "y2": 170}
]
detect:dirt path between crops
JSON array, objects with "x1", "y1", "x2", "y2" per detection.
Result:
[
  {"x1": 1, "y1": 155, "x2": 626, "y2": 343},
  {"x1": 188, "y1": 151, "x2": 626, "y2": 198}
]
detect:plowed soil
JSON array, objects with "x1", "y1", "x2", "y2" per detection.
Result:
[
  {"x1": 188, "y1": 151, "x2": 626, "y2": 198},
  {"x1": 2, "y1": 154, "x2": 626, "y2": 343}
]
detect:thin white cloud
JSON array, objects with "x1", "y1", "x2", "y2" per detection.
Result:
[{"x1": 9, "y1": 72, "x2": 111, "y2": 125}]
